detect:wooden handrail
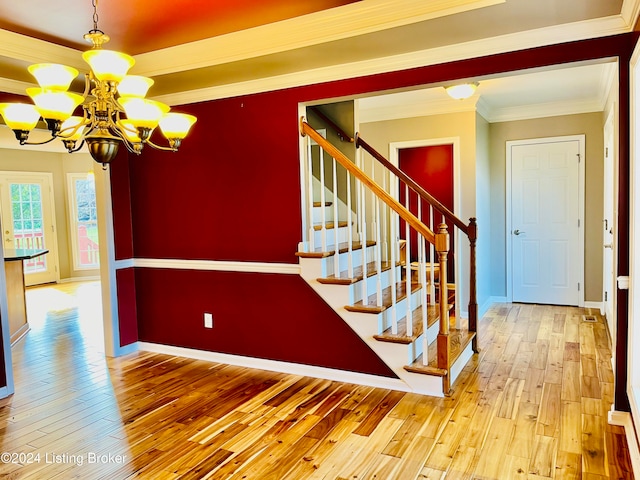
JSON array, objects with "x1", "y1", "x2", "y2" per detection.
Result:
[
  {"x1": 301, "y1": 119, "x2": 436, "y2": 245},
  {"x1": 355, "y1": 134, "x2": 469, "y2": 235}
]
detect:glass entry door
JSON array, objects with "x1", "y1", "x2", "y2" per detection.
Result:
[{"x1": 0, "y1": 172, "x2": 58, "y2": 286}]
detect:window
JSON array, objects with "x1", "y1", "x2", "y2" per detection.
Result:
[{"x1": 68, "y1": 173, "x2": 99, "y2": 270}]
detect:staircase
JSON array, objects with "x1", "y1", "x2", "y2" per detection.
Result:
[{"x1": 297, "y1": 114, "x2": 478, "y2": 396}]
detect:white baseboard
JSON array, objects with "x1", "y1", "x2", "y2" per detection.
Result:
[
  {"x1": 584, "y1": 301, "x2": 603, "y2": 311},
  {"x1": 608, "y1": 409, "x2": 640, "y2": 477},
  {"x1": 138, "y1": 342, "x2": 411, "y2": 392},
  {"x1": 114, "y1": 342, "x2": 139, "y2": 357},
  {"x1": 58, "y1": 275, "x2": 101, "y2": 283}
]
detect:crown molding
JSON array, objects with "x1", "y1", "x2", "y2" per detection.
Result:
[
  {"x1": 133, "y1": 0, "x2": 504, "y2": 77},
  {"x1": 359, "y1": 95, "x2": 478, "y2": 123},
  {"x1": 485, "y1": 98, "x2": 605, "y2": 123},
  {"x1": 621, "y1": 0, "x2": 640, "y2": 27},
  {"x1": 156, "y1": 14, "x2": 631, "y2": 106},
  {"x1": 0, "y1": 29, "x2": 83, "y2": 68},
  {"x1": 0, "y1": 78, "x2": 33, "y2": 96}
]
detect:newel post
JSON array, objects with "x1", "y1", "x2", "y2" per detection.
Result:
[
  {"x1": 468, "y1": 218, "x2": 479, "y2": 353},
  {"x1": 436, "y1": 223, "x2": 450, "y2": 391}
]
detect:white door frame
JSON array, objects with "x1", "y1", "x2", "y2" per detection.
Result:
[
  {"x1": 0, "y1": 171, "x2": 60, "y2": 285},
  {"x1": 389, "y1": 137, "x2": 463, "y2": 318},
  {"x1": 505, "y1": 135, "x2": 585, "y2": 306}
]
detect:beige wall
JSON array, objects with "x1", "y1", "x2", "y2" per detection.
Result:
[
  {"x1": 489, "y1": 112, "x2": 604, "y2": 302},
  {"x1": 360, "y1": 109, "x2": 605, "y2": 307},
  {"x1": 0, "y1": 147, "x2": 98, "y2": 281}
]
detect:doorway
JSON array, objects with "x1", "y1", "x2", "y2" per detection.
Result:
[
  {"x1": 506, "y1": 136, "x2": 585, "y2": 306},
  {"x1": 0, "y1": 171, "x2": 59, "y2": 286}
]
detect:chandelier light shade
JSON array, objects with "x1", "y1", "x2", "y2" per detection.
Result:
[
  {"x1": 0, "y1": 0, "x2": 197, "y2": 166},
  {"x1": 0, "y1": 103, "x2": 40, "y2": 132},
  {"x1": 444, "y1": 82, "x2": 479, "y2": 100}
]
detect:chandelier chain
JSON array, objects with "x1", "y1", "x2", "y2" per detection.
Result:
[{"x1": 92, "y1": 0, "x2": 100, "y2": 33}]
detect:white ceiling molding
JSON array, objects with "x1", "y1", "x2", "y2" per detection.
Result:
[
  {"x1": 359, "y1": 96, "x2": 478, "y2": 123},
  {"x1": 0, "y1": 29, "x2": 83, "y2": 68},
  {"x1": 156, "y1": 15, "x2": 631, "y2": 106},
  {"x1": 132, "y1": 0, "x2": 504, "y2": 77},
  {"x1": 0, "y1": 78, "x2": 34, "y2": 96},
  {"x1": 621, "y1": 0, "x2": 640, "y2": 27},
  {"x1": 485, "y1": 98, "x2": 605, "y2": 123}
]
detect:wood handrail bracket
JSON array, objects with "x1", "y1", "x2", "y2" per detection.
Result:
[{"x1": 301, "y1": 120, "x2": 436, "y2": 245}]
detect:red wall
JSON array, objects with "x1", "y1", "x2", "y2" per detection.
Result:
[
  {"x1": 100, "y1": 33, "x2": 635, "y2": 383},
  {"x1": 134, "y1": 268, "x2": 395, "y2": 376}
]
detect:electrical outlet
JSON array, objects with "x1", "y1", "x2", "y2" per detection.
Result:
[{"x1": 204, "y1": 313, "x2": 213, "y2": 328}]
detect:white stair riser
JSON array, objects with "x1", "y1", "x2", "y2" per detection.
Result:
[
  {"x1": 312, "y1": 245, "x2": 377, "y2": 278},
  {"x1": 313, "y1": 206, "x2": 334, "y2": 223},
  {"x1": 312, "y1": 225, "x2": 351, "y2": 248},
  {"x1": 377, "y1": 288, "x2": 427, "y2": 332}
]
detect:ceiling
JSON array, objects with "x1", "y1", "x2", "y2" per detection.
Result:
[{"x1": 0, "y1": 0, "x2": 636, "y2": 141}]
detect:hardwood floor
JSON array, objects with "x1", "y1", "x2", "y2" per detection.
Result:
[{"x1": 0, "y1": 281, "x2": 634, "y2": 479}]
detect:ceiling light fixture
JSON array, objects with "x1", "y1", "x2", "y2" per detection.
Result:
[
  {"x1": 444, "y1": 82, "x2": 479, "y2": 100},
  {"x1": 0, "y1": 0, "x2": 197, "y2": 167}
]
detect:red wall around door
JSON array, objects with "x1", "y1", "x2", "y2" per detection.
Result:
[{"x1": 399, "y1": 145, "x2": 455, "y2": 276}]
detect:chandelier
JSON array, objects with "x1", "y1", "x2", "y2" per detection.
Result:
[{"x1": 0, "y1": 0, "x2": 197, "y2": 167}]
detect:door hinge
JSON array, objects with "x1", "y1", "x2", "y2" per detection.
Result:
[
  {"x1": 577, "y1": 153, "x2": 581, "y2": 162},
  {"x1": 605, "y1": 291, "x2": 608, "y2": 301},
  {"x1": 605, "y1": 147, "x2": 609, "y2": 158},
  {"x1": 578, "y1": 282, "x2": 581, "y2": 291},
  {"x1": 578, "y1": 219, "x2": 580, "y2": 228}
]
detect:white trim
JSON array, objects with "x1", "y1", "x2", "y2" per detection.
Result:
[
  {"x1": 66, "y1": 172, "x2": 100, "y2": 272},
  {"x1": 133, "y1": 0, "x2": 505, "y2": 77},
  {"x1": 505, "y1": 135, "x2": 586, "y2": 307},
  {"x1": 388, "y1": 138, "x2": 462, "y2": 321},
  {"x1": 154, "y1": 15, "x2": 631, "y2": 107},
  {"x1": 95, "y1": 166, "x2": 121, "y2": 357},
  {"x1": 115, "y1": 258, "x2": 301, "y2": 275},
  {"x1": 58, "y1": 275, "x2": 101, "y2": 283},
  {"x1": 0, "y1": 171, "x2": 61, "y2": 286},
  {"x1": 114, "y1": 259, "x2": 135, "y2": 270},
  {"x1": 584, "y1": 301, "x2": 604, "y2": 311},
  {"x1": 139, "y1": 342, "x2": 412, "y2": 393},
  {"x1": 608, "y1": 408, "x2": 640, "y2": 477}
]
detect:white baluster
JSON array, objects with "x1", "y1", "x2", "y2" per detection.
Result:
[
  {"x1": 332, "y1": 156, "x2": 340, "y2": 277},
  {"x1": 429, "y1": 205, "x2": 436, "y2": 305},
  {"x1": 404, "y1": 184, "x2": 412, "y2": 336},
  {"x1": 306, "y1": 139, "x2": 315, "y2": 252},
  {"x1": 375, "y1": 198, "x2": 383, "y2": 308},
  {"x1": 346, "y1": 170, "x2": 354, "y2": 278},
  {"x1": 319, "y1": 149, "x2": 327, "y2": 251},
  {"x1": 390, "y1": 208, "x2": 398, "y2": 334},
  {"x1": 359, "y1": 154, "x2": 368, "y2": 305}
]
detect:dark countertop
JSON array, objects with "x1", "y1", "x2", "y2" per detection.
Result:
[{"x1": 4, "y1": 248, "x2": 49, "y2": 261}]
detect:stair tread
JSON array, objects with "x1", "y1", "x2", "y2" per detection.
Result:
[
  {"x1": 403, "y1": 326, "x2": 476, "y2": 376},
  {"x1": 345, "y1": 279, "x2": 423, "y2": 314},
  {"x1": 296, "y1": 240, "x2": 376, "y2": 258},
  {"x1": 313, "y1": 221, "x2": 350, "y2": 230},
  {"x1": 373, "y1": 303, "x2": 450, "y2": 344},
  {"x1": 313, "y1": 201, "x2": 333, "y2": 207},
  {"x1": 317, "y1": 260, "x2": 400, "y2": 285}
]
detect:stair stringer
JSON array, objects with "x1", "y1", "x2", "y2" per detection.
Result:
[{"x1": 299, "y1": 256, "x2": 446, "y2": 396}]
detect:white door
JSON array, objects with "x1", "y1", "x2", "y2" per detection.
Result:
[
  {"x1": 603, "y1": 114, "x2": 616, "y2": 332},
  {"x1": 0, "y1": 172, "x2": 58, "y2": 286},
  {"x1": 509, "y1": 138, "x2": 583, "y2": 305}
]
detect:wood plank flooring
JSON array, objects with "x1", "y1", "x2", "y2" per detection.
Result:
[{"x1": 0, "y1": 281, "x2": 634, "y2": 479}]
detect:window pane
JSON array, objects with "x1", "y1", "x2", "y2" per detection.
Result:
[{"x1": 72, "y1": 176, "x2": 99, "y2": 268}]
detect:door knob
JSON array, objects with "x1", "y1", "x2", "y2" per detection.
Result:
[{"x1": 513, "y1": 229, "x2": 524, "y2": 235}]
